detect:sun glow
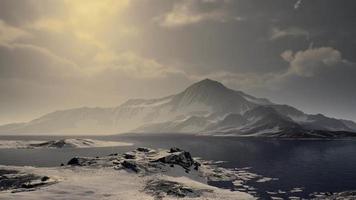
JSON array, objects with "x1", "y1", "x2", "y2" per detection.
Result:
[{"x1": 63, "y1": 0, "x2": 131, "y2": 30}]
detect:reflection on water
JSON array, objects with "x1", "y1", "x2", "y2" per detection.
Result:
[{"x1": 1, "y1": 134, "x2": 356, "y2": 198}]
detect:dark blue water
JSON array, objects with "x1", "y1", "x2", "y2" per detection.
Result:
[{"x1": 1, "y1": 134, "x2": 356, "y2": 199}]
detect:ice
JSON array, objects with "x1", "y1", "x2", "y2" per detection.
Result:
[
  {"x1": 0, "y1": 139, "x2": 132, "y2": 149},
  {"x1": 0, "y1": 165, "x2": 255, "y2": 200},
  {"x1": 0, "y1": 147, "x2": 256, "y2": 199},
  {"x1": 290, "y1": 187, "x2": 303, "y2": 193}
]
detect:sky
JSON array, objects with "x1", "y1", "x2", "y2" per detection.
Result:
[{"x1": 0, "y1": 0, "x2": 356, "y2": 124}]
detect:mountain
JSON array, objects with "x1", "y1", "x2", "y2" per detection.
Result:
[{"x1": 1, "y1": 79, "x2": 356, "y2": 138}]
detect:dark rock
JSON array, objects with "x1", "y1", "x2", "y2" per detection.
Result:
[
  {"x1": 121, "y1": 160, "x2": 140, "y2": 173},
  {"x1": 169, "y1": 147, "x2": 182, "y2": 153},
  {"x1": 137, "y1": 147, "x2": 151, "y2": 152},
  {"x1": 67, "y1": 157, "x2": 80, "y2": 166},
  {"x1": 193, "y1": 162, "x2": 201, "y2": 170},
  {"x1": 41, "y1": 176, "x2": 50, "y2": 182},
  {"x1": 145, "y1": 179, "x2": 211, "y2": 199},
  {"x1": 21, "y1": 182, "x2": 46, "y2": 189},
  {"x1": 123, "y1": 153, "x2": 136, "y2": 159},
  {"x1": 0, "y1": 169, "x2": 52, "y2": 192},
  {"x1": 313, "y1": 190, "x2": 356, "y2": 199},
  {"x1": 155, "y1": 150, "x2": 195, "y2": 169},
  {"x1": 30, "y1": 139, "x2": 71, "y2": 148}
]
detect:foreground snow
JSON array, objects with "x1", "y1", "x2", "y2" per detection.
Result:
[
  {"x1": 0, "y1": 147, "x2": 257, "y2": 200},
  {"x1": 0, "y1": 139, "x2": 132, "y2": 149},
  {"x1": 0, "y1": 166, "x2": 254, "y2": 200}
]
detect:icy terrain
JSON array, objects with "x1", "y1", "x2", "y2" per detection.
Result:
[
  {"x1": 1, "y1": 79, "x2": 356, "y2": 137},
  {"x1": 0, "y1": 147, "x2": 260, "y2": 200},
  {"x1": 0, "y1": 138, "x2": 132, "y2": 149}
]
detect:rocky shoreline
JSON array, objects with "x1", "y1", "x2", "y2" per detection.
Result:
[
  {"x1": 0, "y1": 147, "x2": 255, "y2": 200},
  {"x1": 1, "y1": 147, "x2": 356, "y2": 199}
]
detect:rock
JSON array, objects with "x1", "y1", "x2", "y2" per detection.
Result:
[
  {"x1": 155, "y1": 150, "x2": 195, "y2": 169},
  {"x1": 312, "y1": 190, "x2": 356, "y2": 199},
  {"x1": 169, "y1": 147, "x2": 182, "y2": 153},
  {"x1": 144, "y1": 179, "x2": 211, "y2": 199},
  {"x1": 41, "y1": 176, "x2": 50, "y2": 182},
  {"x1": 123, "y1": 153, "x2": 136, "y2": 159},
  {"x1": 21, "y1": 182, "x2": 47, "y2": 189},
  {"x1": 0, "y1": 169, "x2": 54, "y2": 192},
  {"x1": 31, "y1": 139, "x2": 72, "y2": 148},
  {"x1": 66, "y1": 156, "x2": 117, "y2": 167},
  {"x1": 194, "y1": 162, "x2": 201, "y2": 170},
  {"x1": 121, "y1": 160, "x2": 140, "y2": 173},
  {"x1": 137, "y1": 147, "x2": 152, "y2": 152},
  {"x1": 67, "y1": 157, "x2": 81, "y2": 166}
]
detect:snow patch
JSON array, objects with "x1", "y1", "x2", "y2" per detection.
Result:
[{"x1": 0, "y1": 139, "x2": 132, "y2": 149}]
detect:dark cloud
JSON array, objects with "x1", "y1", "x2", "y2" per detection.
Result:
[{"x1": 1, "y1": 0, "x2": 356, "y2": 123}]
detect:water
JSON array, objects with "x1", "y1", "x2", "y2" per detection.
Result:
[{"x1": 1, "y1": 134, "x2": 356, "y2": 199}]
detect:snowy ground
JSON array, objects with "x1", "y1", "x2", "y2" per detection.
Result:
[
  {"x1": 0, "y1": 165, "x2": 254, "y2": 200},
  {"x1": 0, "y1": 139, "x2": 132, "y2": 149},
  {"x1": 0, "y1": 147, "x2": 257, "y2": 200},
  {"x1": 2, "y1": 146, "x2": 353, "y2": 199}
]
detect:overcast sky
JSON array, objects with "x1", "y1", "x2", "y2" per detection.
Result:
[{"x1": 0, "y1": 0, "x2": 356, "y2": 124}]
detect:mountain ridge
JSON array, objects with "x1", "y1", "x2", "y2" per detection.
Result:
[{"x1": 1, "y1": 79, "x2": 356, "y2": 137}]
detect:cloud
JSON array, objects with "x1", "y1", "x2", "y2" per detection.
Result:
[
  {"x1": 294, "y1": 0, "x2": 303, "y2": 10},
  {"x1": 213, "y1": 47, "x2": 350, "y2": 90},
  {"x1": 270, "y1": 27, "x2": 309, "y2": 40},
  {"x1": 157, "y1": 0, "x2": 232, "y2": 28},
  {"x1": 0, "y1": 37, "x2": 194, "y2": 123},
  {"x1": 0, "y1": 40, "x2": 188, "y2": 84},
  {"x1": 280, "y1": 50, "x2": 294, "y2": 62},
  {"x1": 281, "y1": 47, "x2": 344, "y2": 77},
  {"x1": 0, "y1": 20, "x2": 30, "y2": 44},
  {"x1": 93, "y1": 51, "x2": 188, "y2": 79},
  {"x1": 0, "y1": 43, "x2": 81, "y2": 84}
]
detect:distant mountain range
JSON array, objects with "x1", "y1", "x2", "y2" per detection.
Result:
[{"x1": 1, "y1": 79, "x2": 356, "y2": 138}]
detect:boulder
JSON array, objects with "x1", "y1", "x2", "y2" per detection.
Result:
[
  {"x1": 67, "y1": 157, "x2": 81, "y2": 166},
  {"x1": 121, "y1": 160, "x2": 140, "y2": 173},
  {"x1": 169, "y1": 147, "x2": 182, "y2": 153},
  {"x1": 137, "y1": 147, "x2": 152, "y2": 152},
  {"x1": 144, "y1": 179, "x2": 211, "y2": 199},
  {"x1": 123, "y1": 153, "x2": 136, "y2": 159},
  {"x1": 155, "y1": 150, "x2": 196, "y2": 169}
]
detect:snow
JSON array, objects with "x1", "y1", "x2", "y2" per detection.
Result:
[
  {"x1": 55, "y1": 139, "x2": 132, "y2": 148},
  {"x1": 125, "y1": 97, "x2": 172, "y2": 108},
  {"x1": 0, "y1": 147, "x2": 259, "y2": 199},
  {"x1": 241, "y1": 95, "x2": 271, "y2": 105},
  {"x1": 290, "y1": 187, "x2": 303, "y2": 193},
  {"x1": 244, "y1": 126, "x2": 281, "y2": 137},
  {"x1": 0, "y1": 166, "x2": 151, "y2": 200},
  {"x1": 0, "y1": 139, "x2": 132, "y2": 149},
  {"x1": 256, "y1": 177, "x2": 277, "y2": 183},
  {"x1": 0, "y1": 140, "x2": 44, "y2": 149},
  {"x1": 0, "y1": 165, "x2": 255, "y2": 200},
  {"x1": 288, "y1": 115, "x2": 311, "y2": 123}
]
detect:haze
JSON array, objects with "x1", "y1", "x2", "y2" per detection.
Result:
[{"x1": 0, "y1": 0, "x2": 356, "y2": 125}]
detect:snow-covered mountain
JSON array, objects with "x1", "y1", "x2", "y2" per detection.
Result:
[{"x1": 1, "y1": 79, "x2": 356, "y2": 137}]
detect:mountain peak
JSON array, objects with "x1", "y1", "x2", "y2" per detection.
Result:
[
  {"x1": 196, "y1": 78, "x2": 224, "y2": 86},
  {"x1": 186, "y1": 79, "x2": 227, "y2": 93}
]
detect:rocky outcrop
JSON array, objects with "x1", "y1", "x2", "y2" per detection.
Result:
[
  {"x1": 312, "y1": 191, "x2": 356, "y2": 199},
  {"x1": 0, "y1": 169, "x2": 55, "y2": 192},
  {"x1": 153, "y1": 148, "x2": 198, "y2": 170},
  {"x1": 144, "y1": 179, "x2": 212, "y2": 199}
]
